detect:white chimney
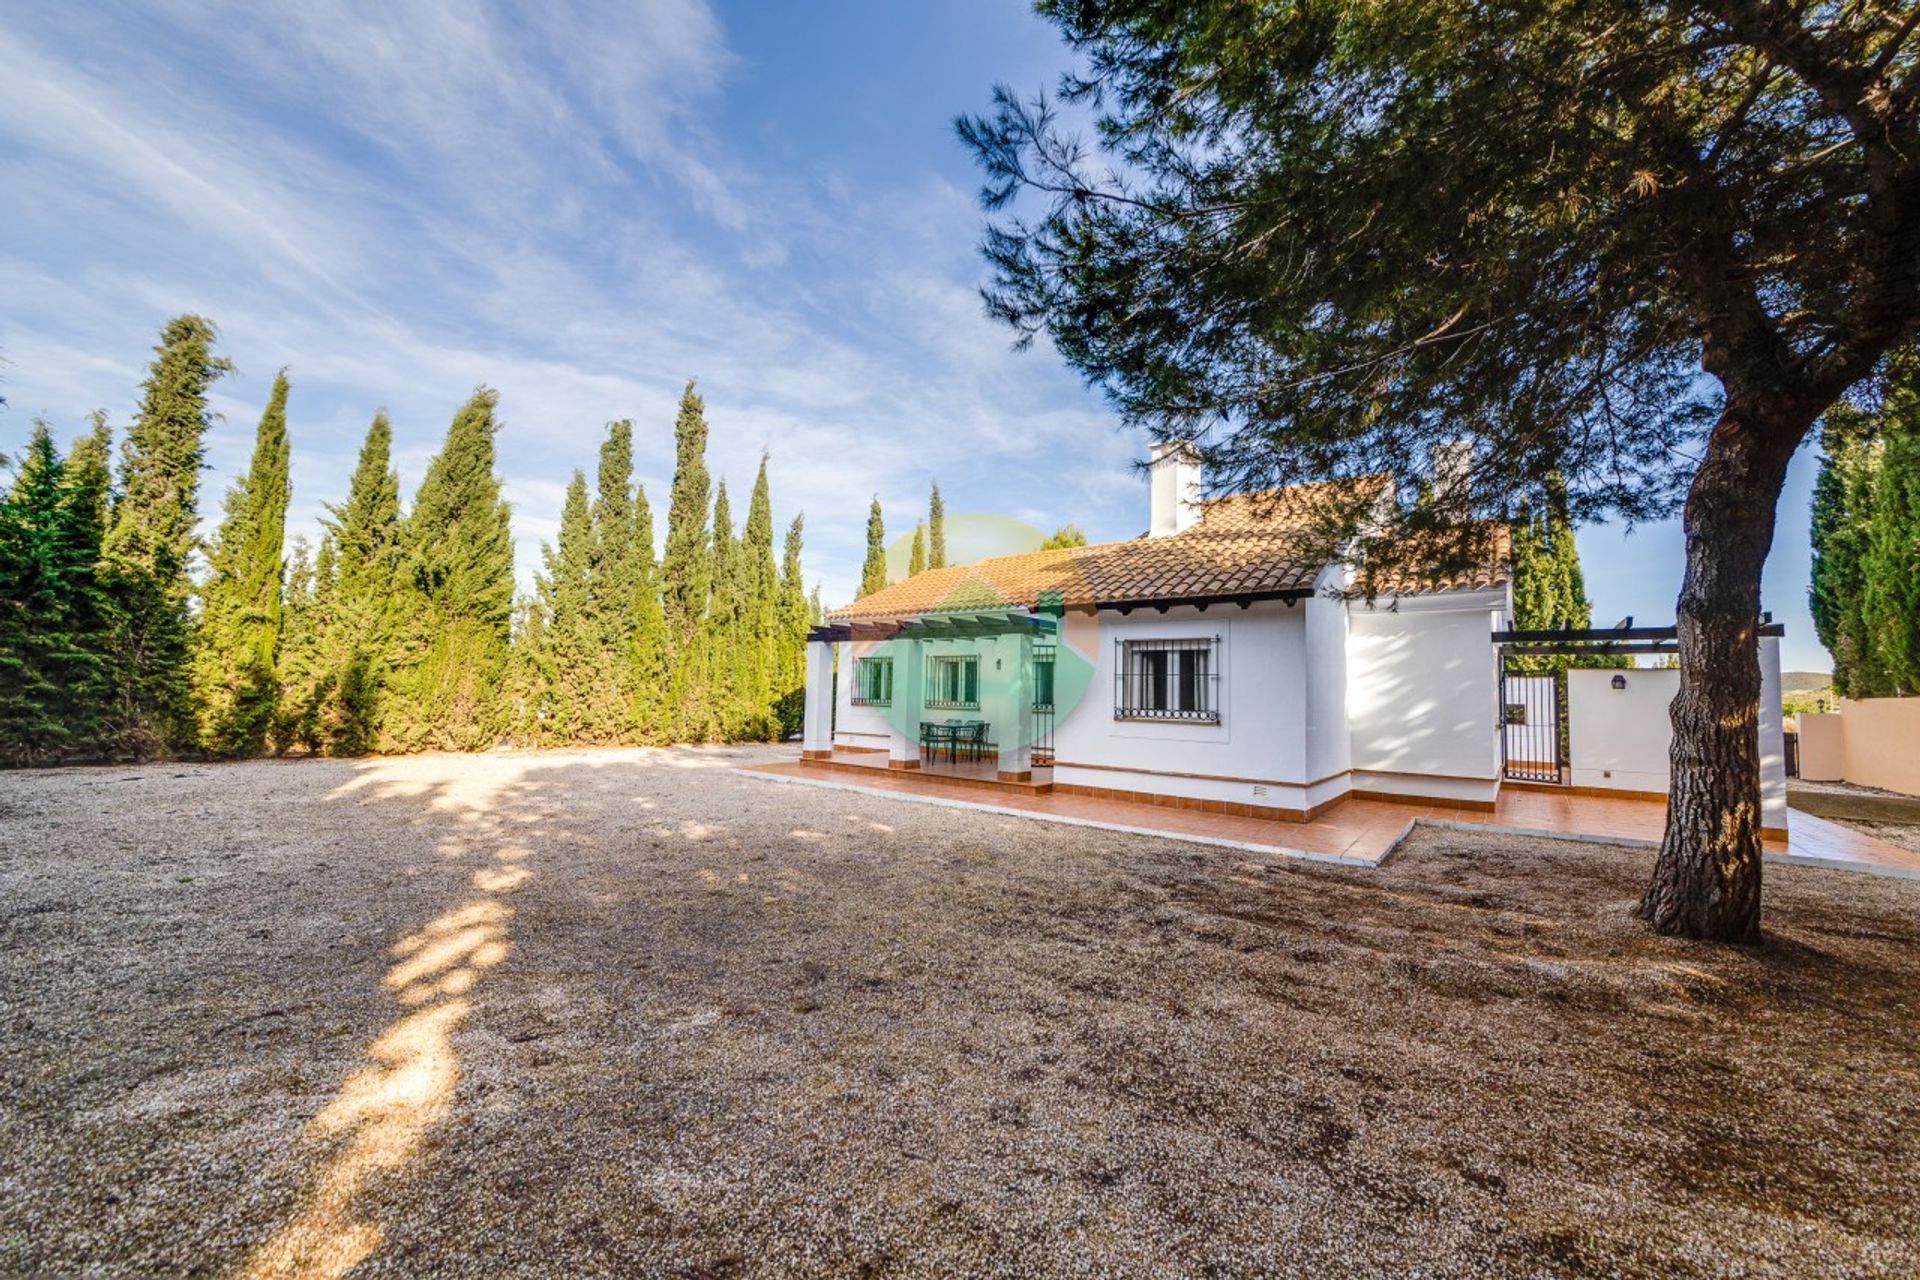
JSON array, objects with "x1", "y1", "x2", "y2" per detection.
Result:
[
  {"x1": 1149, "y1": 440, "x2": 1203, "y2": 537},
  {"x1": 1429, "y1": 439, "x2": 1474, "y2": 506}
]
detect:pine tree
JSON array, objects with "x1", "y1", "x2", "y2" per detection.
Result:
[
  {"x1": 661, "y1": 382, "x2": 713, "y2": 739},
  {"x1": 0, "y1": 424, "x2": 111, "y2": 762},
  {"x1": 101, "y1": 314, "x2": 231, "y2": 756},
  {"x1": 860, "y1": 496, "x2": 887, "y2": 597},
  {"x1": 773, "y1": 512, "x2": 809, "y2": 734},
  {"x1": 928, "y1": 480, "x2": 947, "y2": 569},
  {"x1": 194, "y1": 371, "x2": 292, "y2": 756},
  {"x1": 390, "y1": 388, "x2": 516, "y2": 750},
  {"x1": 909, "y1": 524, "x2": 927, "y2": 576}
]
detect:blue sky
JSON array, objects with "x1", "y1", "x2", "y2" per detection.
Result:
[{"x1": 0, "y1": 0, "x2": 1832, "y2": 672}]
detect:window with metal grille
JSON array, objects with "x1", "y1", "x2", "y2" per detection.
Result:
[
  {"x1": 1032, "y1": 647, "x2": 1056, "y2": 711},
  {"x1": 851, "y1": 657, "x2": 892, "y2": 706},
  {"x1": 1115, "y1": 638, "x2": 1219, "y2": 721},
  {"x1": 925, "y1": 654, "x2": 979, "y2": 709}
]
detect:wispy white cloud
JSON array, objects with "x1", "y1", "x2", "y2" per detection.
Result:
[{"x1": 0, "y1": 0, "x2": 1138, "y2": 609}]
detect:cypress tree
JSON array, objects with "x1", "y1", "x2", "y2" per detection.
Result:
[
  {"x1": 1811, "y1": 430, "x2": 1884, "y2": 696},
  {"x1": 741, "y1": 455, "x2": 780, "y2": 738},
  {"x1": 66, "y1": 413, "x2": 114, "y2": 541},
  {"x1": 774, "y1": 512, "x2": 809, "y2": 734},
  {"x1": 909, "y1": 524, "x2": 927, "y2": 576},
  {"x1": 928, "y1": 481, "x2": 946, "y2": 569},
  {"x1": 860, "y1": 496, "x2": 887, "y2": 597},
  {"x1": 536, "y1": 470, "x2": 597, "y2": 742},
  {"x1": 661, "y1": 382, "x2": 713, "y2": 739},
  {"x1": 391, "y1": 388, "x2": 515, "y2": 750},
  {"x1": 1861, "y1": 380, "x2": 1920, "y2": 694},
  {"x1": 315, "y1": 413, "x2": 405, "y2": 753},
  {"x1": 1506, "y1": 502, "x2": 1551, "y2": 673},
  {"x1": 194, "y1": 371, "x2": 292, "y2": 756},
  {"x1": 661, "y1": 381, "x2": 712, "y2": 645},
  {"x1": 629, "y1": 480, "x2": 668, "y2": 740},
  {"x1": 101, "y1": 314, "x2": 231, "y2": 756},
  {"x1": 707, "y1": 479, "x2": 739, "y2": 738},
  {"x1": 0, "y1": 424, "x2": 111, "y2": 762},
  {"x1": 588, "y1": 420, "x2": 641, "y2": 740},
  {"x1": 275, "y1": 536, "x2": 327, "y2": 752}
]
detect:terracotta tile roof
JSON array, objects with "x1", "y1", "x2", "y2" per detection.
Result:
[
  {"x1": 1367, "y1": 523, "x2": 1513, "y2": 595},
  {"x1": 834, "y1": 475, "x2": 1504, "y2": 620}
]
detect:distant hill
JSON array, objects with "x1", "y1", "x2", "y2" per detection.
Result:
[{"x1": 1784, "y1": 671, "x2": 1834, "y2": 694}]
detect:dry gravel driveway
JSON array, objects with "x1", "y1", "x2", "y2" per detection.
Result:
[{"x1": 2, "y1": 747, "x2": 1917, "y2": 1278}]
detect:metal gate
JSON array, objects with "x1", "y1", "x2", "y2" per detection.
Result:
[
  {"x1": 1031, "y1": 644, "x2": 1056, "y2": 766},
  {"x1": 1499, "y1": 665, "x2": 1564, "y2": 783}
]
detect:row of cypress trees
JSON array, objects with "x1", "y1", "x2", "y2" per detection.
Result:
[
  {"x1": 0, "y1": 315, "x2": 818, "y2": 764},
  {"x1": 1811, "y1": 351, "x2": 1920, "y2": 698},
  {"x1": 858, "y1": 482, "x2": 947, "y2": 598}
]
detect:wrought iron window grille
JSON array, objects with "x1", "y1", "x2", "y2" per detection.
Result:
[{"x1": 1114, "y1": 637, "x2": 1220, "y2": 722}]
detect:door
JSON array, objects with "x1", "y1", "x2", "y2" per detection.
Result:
[{"x1": 1500, "y1": 666, "x2": 1564, "y2": 783}]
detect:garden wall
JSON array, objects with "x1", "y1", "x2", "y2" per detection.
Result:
[{"x1": 1798, "y1": 698, "x2": 1920, "y2": 796}]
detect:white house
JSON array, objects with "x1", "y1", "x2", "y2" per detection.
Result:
[{"x1": 798, "y1": 445, "x2": 1788, "y2": 830}]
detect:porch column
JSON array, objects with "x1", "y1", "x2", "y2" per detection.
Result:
[
  {"x1": 888, "y1": 638, "x2": 924, "y2": 769},
  {"x1": 800, "y1": 639, "x2": 835, "y2": 760},
  {"x1": 999, "y1": 630, "x2": 1034, "y2": 781}
]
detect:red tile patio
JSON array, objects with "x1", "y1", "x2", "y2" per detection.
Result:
[{"x1": 745, "y1": 751, "x2": 1920, "y2": 878}]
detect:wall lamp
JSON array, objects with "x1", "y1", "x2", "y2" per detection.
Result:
[{"x1": 1611, "y1": 673, "x2": 1628, "y2": 690}]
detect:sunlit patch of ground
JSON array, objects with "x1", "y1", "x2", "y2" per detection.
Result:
[{"x1": 2, "y1": 745, "x2": 1917, "y2": 1278}]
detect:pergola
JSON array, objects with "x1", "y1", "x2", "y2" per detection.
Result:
[
  {"x1": 805, "y1": 609, "x2": 1059, "y2": 644},
  {"x1": 801, "y1": 609, "x2": 1059, "y2": 780}
]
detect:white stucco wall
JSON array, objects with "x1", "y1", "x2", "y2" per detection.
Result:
[
  {"x1": 1568, "y1": 668, "x2": 1676, "y2": 793},
  {"x1": 832, "y1": 639, "x2": 896, "y2": 751},
  {"x1": 1345, "y1": 590, "x2": 1505, "y2": 802},
  {"x1": 1567, "y1": 635, "x2": 1788, "y2": 832},
  {"x1": 1303, "y1": 569, "x2": 1352, "y2": 785},
  {"x1": 1052, "y1": 602, "x2": 1327, "y2": 808}
]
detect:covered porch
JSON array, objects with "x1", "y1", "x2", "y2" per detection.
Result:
[{"x1": 801, "y1": 608, "x2": 1059, "y2": 791}]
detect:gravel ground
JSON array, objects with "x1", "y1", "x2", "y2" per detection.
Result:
[{"x1": 3, "y1": 747, "x2": 1918, "y2": 1279}]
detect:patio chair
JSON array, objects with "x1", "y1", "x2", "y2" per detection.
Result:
[
  {"x1": 958, "y1": 721, "x2": 989, "y2": 763},
  {"x1": 919, "y1": 721, "x2": 949, "y2": 763}
]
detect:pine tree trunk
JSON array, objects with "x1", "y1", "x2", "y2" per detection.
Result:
[{"x1": 1640, "y1": 407, "x2": 1802, "y2": 943}]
